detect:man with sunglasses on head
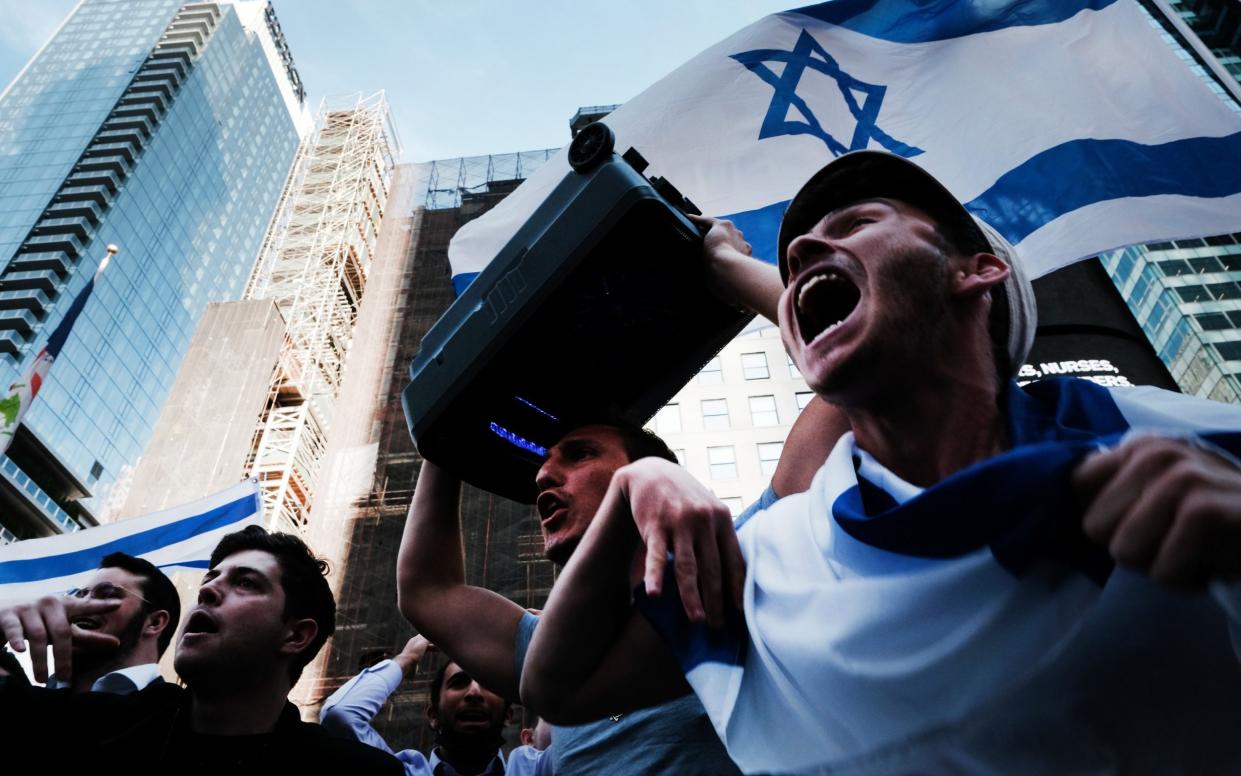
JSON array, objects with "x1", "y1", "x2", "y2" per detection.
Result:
[{"x1": 0, "y1": 552, "x2": 179, "y2": 693}]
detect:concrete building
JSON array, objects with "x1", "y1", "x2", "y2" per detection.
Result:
[
  {"x1": 0, "y1": 0, "x2": 309, "y2": 541},
  {"x1": 304, "y1": 148, "x2": 556, "y2": 742},
  {"x1": 649, "y1": 322, "x2": 811, "y2": 512}
]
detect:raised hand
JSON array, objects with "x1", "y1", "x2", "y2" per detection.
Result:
[
  {"x1": 1075, "y1": 435, "x2": 1241, "y2": 588},
  {"x1": 0, "y1": 595, "x2": 123, "y2": 683},
  {"x1": 619, "y1": 457, "x2": 746, "y2": 627}
]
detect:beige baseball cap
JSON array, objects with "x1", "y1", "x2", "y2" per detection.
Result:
[{"x1": 776, "y1": 150, "x2": 1037, "y2": 376}]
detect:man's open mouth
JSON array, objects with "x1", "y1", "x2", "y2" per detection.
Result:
[
  {"x1": 536, "y1": 492, "x2": 566, "y2": 522},
  {"x1": 183, "y1": 611, "x2": 219, "y2": 636},
  {"x1": 796, "y1": 269, "x2": 860, "y2": 344},
  {"x1": 72, "y1": 616, "x2": 103, "y2": 631}
]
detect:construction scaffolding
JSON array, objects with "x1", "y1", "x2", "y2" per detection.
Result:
[
  {"x1": 242, "y1": 91, "x2": 398, "y2": 533},
  {"x1": 413, "y1": 148, "x2": 558, "y2": 210},
  {"x1": 300, "y1": 163, "x2": 556, "y2": 741}
]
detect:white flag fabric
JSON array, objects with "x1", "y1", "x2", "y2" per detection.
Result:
[
  {"x1": 448, "y1": 0, "x2": 1241, "y2": 287},
  {"x1": 0, "y1": 479, "x2": 261, "y2": 600}
]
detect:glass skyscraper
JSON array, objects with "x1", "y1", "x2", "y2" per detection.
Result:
[
  {"x1": 0, "y1": 0, "x2": 309, "y2": 539},
  {"x1": 1099, "y1": 0, "x2": 1241, "y2": 403}
]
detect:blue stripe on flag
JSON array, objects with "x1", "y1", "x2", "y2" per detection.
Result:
[
  {"x1": 635, "y1": 566, "x2": 748, "y2": 672},
  {"x1": 789, "y1": 0, "x2": 1117, "y2": 43},
  {"x1": 721, "y1": 201, "x2": 787, "y2": 267},
  {"x1": 162, "y1": 560, "x2": 210, "y2": 570},
  {"x1": 969, "y1": 132, "x2": 1241, "y2": 244},
  {"x1": 452, "y1": 272, "x2": 480, "y2": 296},
  {"x1": 0, "y1": 494, "x2": 257, "y2": 584}
]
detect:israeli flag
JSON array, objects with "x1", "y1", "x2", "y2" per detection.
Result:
[
  {"x1": 448, "y1": 0, "x2": 1241, "y2": 285},
  {"x1": 0, "y1": 479, "x2": 260, "y2": 600}
]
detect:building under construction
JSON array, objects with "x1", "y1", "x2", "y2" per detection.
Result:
[
  {"x1": 242, "y1": 90, "x2": 398, "y2": 534},
  {"x1": 303, "y1": 146, "x2": 558, "y2": 747}
]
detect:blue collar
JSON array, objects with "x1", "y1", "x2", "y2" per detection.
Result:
[{"x1": 832, "y1": 378, "x2": 1132, "y2": 583}]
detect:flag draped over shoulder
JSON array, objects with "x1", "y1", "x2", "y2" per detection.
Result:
[
  {"x1": 0, "y1": 479, "x2": 261, "y2": 599},
  {"x1": 448, "y1": 0, "x2": 1241, "y2": 287}
]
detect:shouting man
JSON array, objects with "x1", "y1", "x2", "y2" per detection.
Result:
[{"x1": 521, "y1": 151, "x2": 1241, "y2": 774}]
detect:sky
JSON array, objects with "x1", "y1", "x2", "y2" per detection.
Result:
[{"x1": 0, "y1": 0, "x2": 796, "y2": 161}]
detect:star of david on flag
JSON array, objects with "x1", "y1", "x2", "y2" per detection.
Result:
[
  {"x1": 731, "y1": 29, "x2": 923, "y2": 160},
  {"x1": 448, "y1": 0, "x2": 1241, "y2": 287}
]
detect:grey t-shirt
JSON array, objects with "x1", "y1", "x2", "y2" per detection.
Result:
[{"x1": 515, "y1": 611, "x2": 741, "y2": 776}]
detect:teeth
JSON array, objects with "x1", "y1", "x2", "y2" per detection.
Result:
[
  {"x1": 797, "y1": 272, "x2": 836, "y2": 313},
  {"x1": 795, "y1": 268, "x2": 861, "y2": 345}
]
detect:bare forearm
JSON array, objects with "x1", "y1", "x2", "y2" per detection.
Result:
[
  {"x1": 694, "y1": 215, "x2": 785, "y2": 324},
  {"x1": 710, "y1": 248, "x2": 783, "y2": 324},
  {"x1": 397, "y1": 460, "x2": 466, "y2": 619},
  {"x1": 396, "y1": 460, "x2": 526, "y2": 698},
  {"x1": 771, "y1": 396, "x2": 849, "y2": 497},
  {"x1": 521, "y1": 476, "x2": 641, "y2": 716}
]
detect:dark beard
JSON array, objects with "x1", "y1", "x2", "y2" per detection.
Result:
[
  {"x1": 815, "y1": 246, "x2": 954, "y2": 408},
  {"x1": 436, "y1": 723, "x2": 505, "y2": 767},
  {"x1": 74, "y1": 608, "x2": 145, "y2": 678}
]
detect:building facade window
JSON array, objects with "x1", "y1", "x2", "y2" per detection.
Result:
[
  {"x1": 749, "y1": 394, "x2": 778, "y2": 426},
  {"x1": 721, "y1": 496, "x2": 744, "y2": 516},
  {"x1": 757, "y1": 441, "x2": 784, "y2": 477},
  {"x1": 1215, "y1": 342, "x2": 1241, "y2": 361},
  {"x1": 742, "y1": 351, "x2": 769, "y2": 380},
  {"x1": 796, "y1": 391, "x2": 814, "y2": 411},
  {"x1": 697, "y1": 356, "x2": 723, "y2": 385},
  {"x1": 701, "y1": 398, "x2": 729, "y2": 430},
  {"x1": 650, "y1": 403, "x2": 681, "y2": 434},
  {"x1": 708, "y1": 445, "x2": 737, "y2": 479}
]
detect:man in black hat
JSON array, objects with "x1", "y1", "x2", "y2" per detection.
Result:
[{"x1": 520, "y1": 150, "x2": 1241, "y2": 774}]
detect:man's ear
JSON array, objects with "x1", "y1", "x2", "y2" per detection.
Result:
[
  {"x1": 520, "y1": 728, "x2": 535, "y2": 746},
  {"x1": 279, "y1": 618, "x2": 319, "y2": 659},
  {"x1": 953, "y1": 251, "x2": 1009, "y2": 299},
  {"x1": 144, "y1": 609, "x2": 170, "y2": 640}
]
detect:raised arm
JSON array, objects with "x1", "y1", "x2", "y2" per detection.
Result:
[
  {"x1": 694, "y1": 215, "x2": 850, "y2": 497},
  {"x1": 771, "y1": 395, "x2": 850, "y2": 497},
  {"x1": 692, "y1": 214, "x2": 784, "y2": 324},
  {"x1": 521, "y1": 458, "x2": 740, "y2": 722},
  {"x1": 396, "y1": 461, "x2": 526, "y2": 698}
]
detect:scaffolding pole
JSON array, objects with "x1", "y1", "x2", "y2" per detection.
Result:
[{"x1": 242, "y1": 91, "x2": 397, "y2": 531}]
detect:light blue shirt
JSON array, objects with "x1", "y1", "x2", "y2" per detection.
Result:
[
  {"x1": 503, "y1": 745, "x2": 551, "y2": 776},
  {"x1": 515, "y1": 612, "x2": 741, "y2": 775},
  {"x1": 320, "y1": 659, "x2": 508, "y2": 776}
]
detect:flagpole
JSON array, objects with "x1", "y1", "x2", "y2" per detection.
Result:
[{"x1": 0, "y1": 244, "x2": 119, "y2": 455}]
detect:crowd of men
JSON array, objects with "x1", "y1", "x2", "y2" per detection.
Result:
[{"x1": 3, "y1": 150, "x2": 1241, "y2": 774}]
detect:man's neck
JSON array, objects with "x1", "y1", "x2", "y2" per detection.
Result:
[
  {"x1": 69, "y1": 647, "x2": 155, "y2": 693},
  {"x1": 188, "y1": 674, "x2": 292, "y2": 736},
  {"x1": 842, "y1": 366, "x2": 1007, "y2": 488},
  {"x1": 436, "y1": 744, "x2": 499, "y2": 776}
]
